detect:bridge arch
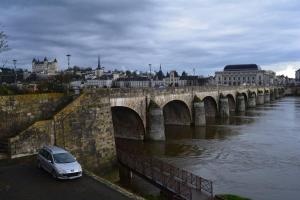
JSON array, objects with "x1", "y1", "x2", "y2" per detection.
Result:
[
  {"x1": 203, "y1": 96, "x2": 218, "y2": 118},
  {"x1": 163, "y1": 100, "x2": 192, "y2": 125},
  {"x1": 226, "y1": 94, "x2": 236, "y2": 112},
  {"x1": 111, "y1": 106, "x2": 145, "y2": 140}
]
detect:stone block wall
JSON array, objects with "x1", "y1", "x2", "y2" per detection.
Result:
[
  {"x1": 54, "y1": 92, "x2": 116, "y2": 170},
  {"x1": 9, "y1": 120, "x2": 54, "y2": 158},
  {"x1": 0, "y1": 93, "x2": 71, "y2": 139}
]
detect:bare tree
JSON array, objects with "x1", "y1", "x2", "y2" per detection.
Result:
[
  {"x1": 0, "y1": 29, "x2": 8, "y2": 53},
  {"x1": 1, "y1": 59, "x2": 8, "y2": 68}
]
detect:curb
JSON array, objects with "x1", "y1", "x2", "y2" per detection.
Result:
[{"x1": 84, "y1": 170, "x2": 145, "y2": 200}]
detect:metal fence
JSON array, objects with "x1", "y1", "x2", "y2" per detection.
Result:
[{"x1": 117, "y1": 150, "x2": 213, "y2": 200}]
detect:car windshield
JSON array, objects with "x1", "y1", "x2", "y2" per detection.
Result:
[{"x1": 53, "y1": 153, "x2": 75, "y2": 163}]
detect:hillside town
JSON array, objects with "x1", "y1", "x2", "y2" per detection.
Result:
[{"x1": 0, "y1": 56, "x2": 297, "y2": 95}]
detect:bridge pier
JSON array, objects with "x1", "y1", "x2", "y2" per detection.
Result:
[
  {"x1": 248, "y1": 93, "x2": 256, "y2": 108},
  {"x1": 219, "y1": 96, "x2": 230, "y2": 118},
  {"x1": 236, "y1": 94, "x2": 246, "y2": 112},
  {"x1": 270, "y1": 92, "x2": 275, "y2": 101},
  {"x1": 275, "y1": 90, "x2": 279, "y2": 99},
  {"x1": 147, "y1": 104, "x2": 165, "y2": 141},
  {"x1": 193, "y1": 101, "x2": 206, "y2": 126},
  {"x1": 264, "y1": 92, "x2": 270, "y2": 103},
  {"x1": 279, "y1": 89, "x2": 285, "y2": 98},
  {"x1": 256, "y1": 93, "x2": 265, "y2": 105}
]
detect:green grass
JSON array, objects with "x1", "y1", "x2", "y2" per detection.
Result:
[
  {"x1": 144, "y1": 194, "x2": 167, "y2": 200},
  {"x1": 217, "y1": 194, "x2": 251, "y2": 200}
]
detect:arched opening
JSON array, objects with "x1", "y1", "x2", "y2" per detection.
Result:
[
  {"x1": 203, "y1": 96, "x2": 218, "y2": 118},
  {"x1": 242, "y1": 93, "x2": 248, "y2": 107},
  {"x1": 226, "y1": 94, "x2": 236, "y2": 112},
  {"x1": 111, "y1": 106, "x2": 145, "y2": 140},
  {"x1": 163, "y1": 100, "x2": 191, "y2": 125}
]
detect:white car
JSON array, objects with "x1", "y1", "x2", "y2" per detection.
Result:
[{"x1": 37, "y1": 146, "x2": 82, "y2": 179}]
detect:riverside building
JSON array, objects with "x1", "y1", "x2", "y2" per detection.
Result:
[{"x1": 215, "y1": 64, "x2": 276, "y2": 86}]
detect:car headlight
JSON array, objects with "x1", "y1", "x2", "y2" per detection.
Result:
[{"x1": 56, "y1": 168, "x2": 66, "y2": 174}]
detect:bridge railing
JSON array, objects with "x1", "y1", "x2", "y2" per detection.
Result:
[
  {"x1": 84, "y1": 85, "x2": 280, "y2": 98},
  {"x1": 117, "y1": 149, "x2": 213, "y2": 200}
]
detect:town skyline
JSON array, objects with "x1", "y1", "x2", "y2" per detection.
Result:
[{"x1": 0, "y1": 55, "x2": 297, "y2": 78}]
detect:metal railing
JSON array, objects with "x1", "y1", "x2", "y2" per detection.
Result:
[{"x1": 117, "y1": 150, "x2": 213, "y2": 200}]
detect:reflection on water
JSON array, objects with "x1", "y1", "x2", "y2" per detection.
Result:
[{"x1": 117, "y1": 97, "x2": 300, "y2": 200}]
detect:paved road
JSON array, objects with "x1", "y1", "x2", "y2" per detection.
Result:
[{"x1": 0, "y1": 157, "x2": 131, "y2": 200}]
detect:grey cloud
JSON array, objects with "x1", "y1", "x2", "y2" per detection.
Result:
[{"x1": 1, "y1": 0, "x2": 300, "y2": 77}]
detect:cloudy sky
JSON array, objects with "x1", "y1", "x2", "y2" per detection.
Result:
[{"x1": 1, "y1": 0, "x2": 300, "y2": 77}]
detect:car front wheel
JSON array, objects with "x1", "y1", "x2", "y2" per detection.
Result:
[
  {"x1": 37, "y1": 160, "x2": 41, "y2": 169},
  {"x1": 51, "y1": 170, "x2": 58, "y2": 179}
]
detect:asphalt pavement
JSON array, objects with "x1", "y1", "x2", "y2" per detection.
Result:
[{"x1": 0, "y1": 157, "x2": 131, "y2": 200}]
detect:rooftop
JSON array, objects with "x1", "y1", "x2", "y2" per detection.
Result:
[
  {"x1": 224, "y1": 64, "x2": 261, "y2": 71},
  {"x1": 116, "y1": 77, "x2": 150, "y2": 81}
]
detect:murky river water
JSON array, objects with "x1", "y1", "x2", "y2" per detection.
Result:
[{"x1": 119, "y1": 97, "x2": 300, "y2": 200}]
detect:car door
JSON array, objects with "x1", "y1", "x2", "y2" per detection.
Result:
[
  {"x1": 39, "y1": 149, "x2": 49, "y2": 170},
  {"x1": 42, "y1": 150, "x2": 52, "y2": 172},
  {"x1": 45, "y1": 153, "x2": 55, "y2": 173}
]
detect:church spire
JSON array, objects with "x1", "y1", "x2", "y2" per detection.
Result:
[{"x1": 97, "y1": 55, "x2": 101, "y2": 69}]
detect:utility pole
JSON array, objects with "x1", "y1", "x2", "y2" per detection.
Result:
[
  {"x1": 13, "y1": 59, "x2": 17, "y2": 84},
  {"x1": 66, "y1": 54, "x2": 71, "y2": 69},
  {"x1": 148, "y1": 64, "x2": 152, "y2": 79}
]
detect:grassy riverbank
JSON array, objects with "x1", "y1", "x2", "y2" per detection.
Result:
[{"x1": 217, "y1": 194, "x2": 251, "y2": 200}]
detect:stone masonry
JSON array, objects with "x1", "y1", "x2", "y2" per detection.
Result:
[{"x1": 0, "y1": 93, "x2": 71, "y2": 139}]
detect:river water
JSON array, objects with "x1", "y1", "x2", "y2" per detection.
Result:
[{"x1": 119, "y1": 96, "x2": 300, "y2": 200}]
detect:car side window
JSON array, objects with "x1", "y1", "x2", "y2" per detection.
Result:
[
  {"x1": 41, "y1": 149, "x2": 51, "y2": 162},
  {"x1": 39, "y1": 149, "x2": 47, "y2": 158},
  {"x1": 46, "y1": 153, "x2": 53, "y2": 162}
]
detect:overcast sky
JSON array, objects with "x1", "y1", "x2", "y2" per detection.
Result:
[{"x1": 1, "y1": 0, "x2": 300, "y2": 77}]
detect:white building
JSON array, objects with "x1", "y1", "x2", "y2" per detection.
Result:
[
  {"x1": 32, "y1": 57, "x2": 58, "y2": 75},
  {"x1": 70, "y1": 78, "x2": 113, "y2": 90},
  {"x1": 164, "y1": 70, "x2": 186, "y2": 87},
  {"x1": 86, "y1": 78, "x2": 112, "y2": 88},
  {"x1": 114, "y1": 77, "x2": 150, "y2": 88},
  {"x1": 215, "y1": 64, "x2": 276, "y2": 86}
]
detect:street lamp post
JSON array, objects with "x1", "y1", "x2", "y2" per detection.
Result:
[
  {"x1": 13, "y1": 59, "x2": 17, "y2": 84},
  {"x1": 148, "y1": 64, "x2": 152, "y2": 79}
]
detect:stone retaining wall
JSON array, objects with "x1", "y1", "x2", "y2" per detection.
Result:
[
  {"x1": 54, "y1": 92, "x2": 116, "y2": 171},
  {"x1": 9, "y1": 120, "x2": 54, "y2": 158},
  {"x1": 0, "y1": 93, "x2": 70, "y2": 139}
]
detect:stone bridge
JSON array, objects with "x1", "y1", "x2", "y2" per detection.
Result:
[
  {"x1": 7, "y1": 86, "x2": 285, "y2": 170},
  {"x1": 108, "y1": 86, "x2": 285, "y2": 141}
]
